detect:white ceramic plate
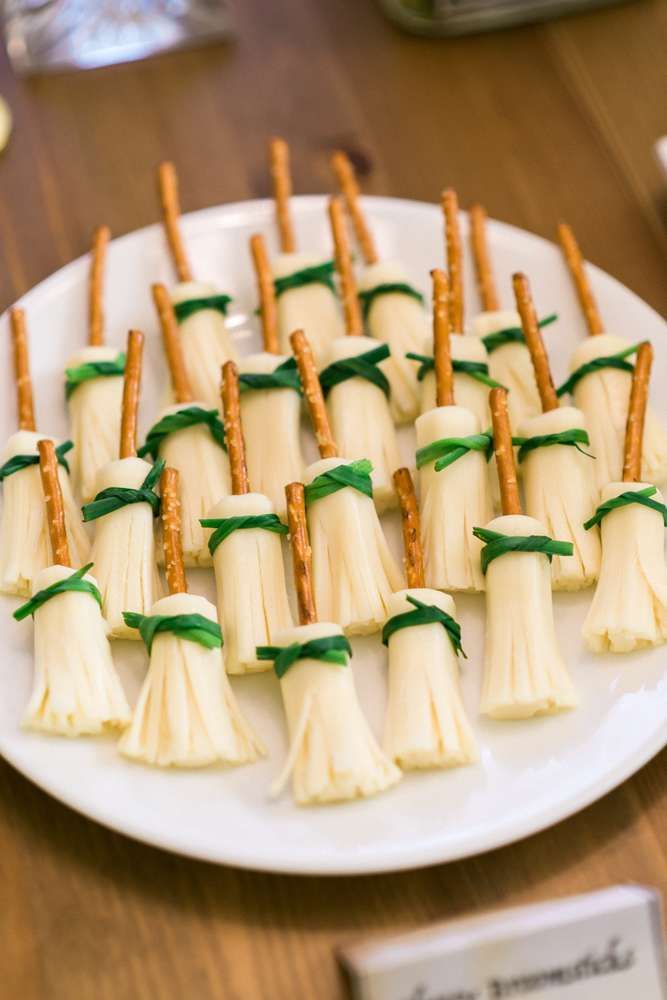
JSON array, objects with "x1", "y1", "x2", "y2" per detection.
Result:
[{"x1": 1, "y1": 196, "x2": 666, "y2": 876}]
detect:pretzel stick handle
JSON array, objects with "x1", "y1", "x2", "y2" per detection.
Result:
[
  {"x1": 157, "y1": 161, "x2": 193, "y2": 283},
  {"x1": 88, "y1": 224, "x2": 110, "y2": 346},
  {"x1": 330, "y1": 151, "x2": 378, "y2": 266},
  {"x1": 432, "y1": 268, "x2": 454, "y2": 407},
  {"x1": 393, "y1": 467, "x2": 425, "y2": 589},
  {"x1": 10, "y1": 307, "x2": 36, "y2": 432},
  {"x1": 152, "y1": 283, "x2": 192, "y2": 404},
  {"x1": 442, "y1": 189, "x2": 464, "y2": 334},
  {"x1": 622, "y1": 341, "x2": 652, "y2": 482},
  {"x1": 329, "y1": 197, "x2": 362, "y2": 336},
  {"x1": 285, "y1": 481, "x2": 317, "y2": 626},
  {"x1": 269, "y1": 137, "x2": 296, "y2": 254},
  {"x1": 250, "y1": 233, "x2": 279, "y2": 355},
  {"x1": 469, "y1": 205, "x2": 499, "y2": 312},
  {"x1": 160, "y1": 467, "x2": 187, "y2": 595},
  {"x1": 119, "y1": 330, "x2": 144, "y2": 459},
  {"x1": 513, "y1": 273, "x2": 558, "y2": 413},
  {"x1": 490, "y1": 388, "x2": 522, "y2": 515},
  {"x1": 221, "y1": 361, "x2": 249, "y2": 495},
  {"x1": 38, "y1": 439, "x2": 70, "y2": 568},
  {"x1": 557, "y1": 223, "x2": 604, "y2": 337},
  {"x1": 290, "y1": 329, "x2": 338, "y2": 459}
]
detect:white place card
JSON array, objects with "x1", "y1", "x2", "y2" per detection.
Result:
[{"x1": 337, "y1": 886, "x2": 666, "y2": 1000}]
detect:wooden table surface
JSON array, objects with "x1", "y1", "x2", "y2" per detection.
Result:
[{"x1": 1, "y1": 1, "x2": 666, "y2": 996}]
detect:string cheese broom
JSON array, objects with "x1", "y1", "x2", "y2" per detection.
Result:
[
  {"x1": 0, "y1": 307, "x2": 90, "y2": 596},
  {"x1": 157, "y1": 161, "x2": 238, "y2": 407},
  {"x1": 14, "y1": 439, "x2": 130, "y2": 736},
  {"x1": 119, "y1": 467, "x2": 264, "y2": 766},
  {"x1": 583, "y1": 343, "x2": 667, "y2": 652},
  {"x1": 474, "y1": 388, "x2": 577, "y2": 719},
  {"x1": 416, "y1": 191, "x2": 495, "y2": 428},
  {"x1": 331, "y1": 150, "x2": 428, "y2": 424},
  {"x1": 138, "y1": 283, "x2": 230, "y2": 566},
  {"x1": 201, "y1": 361, "x2": 292, "y2": 675},
  {"x1": 65, "y1": 224, "x2": 125, "y2": 503},
  {"x1": 416, "y1": 269, "x2": 492, "y2": 593},
  {"x1": 319, "y1": 197, "x2": 400, "y2": 512},
  {"x1": 513, "y1": 272, "x2": 600, "y2": 590},
  {"x1": 468, "y1": 205, "x2": 557, "y2": 431},
  {"x1": 382, "y1": 468, "x2": 477, "y2": 770},
  {"x1": 84, "y1": 329, "x2": 162, "y2": 639},
  {"x1": 238, "y1": 232, "x2": 304, "y2": 519},
  {"x1": 257, "y1": 481, "x2": 400, "y2": 804},
  {"x1": 268, "y1": 137, "x2": 343, "y2": 364},
  {"x1": 291, "y1": 329, "x2": 403, "y2": 634},
  {"x1": 558, "y1": 222, "x2": 667, "y2": 488}
]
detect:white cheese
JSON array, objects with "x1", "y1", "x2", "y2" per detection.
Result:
[
  {"x1": 119, "y1": 591, "x2": 265, "y2": 767},
  {"x1": 383, "y1": 587, "x2": 477, "y2": 770},
  {"x1": 583, "y1": 481, "x2": 667, "y2": 652}
]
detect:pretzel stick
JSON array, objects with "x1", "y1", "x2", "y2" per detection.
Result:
[
  {"x1": 38, "y1": 438, "x2": 70, "y2": 568},
  {"x1": 490, "y1": 388, "x2": 521, "y2": 515},
  {"x1": 557, "y1": 223, "x2": 604, "y2": 337},
  {"x1": 329, "y1": 196, "x2": 363, "y2": 336},
  {"x1": 432, "y1": 268, "x2": 454, "y2": 407},
  {"x1": 469, "y1": 205, "x2": 499, "y2": 312},
  {"x1": 269, "y1": 137, "x2": 296, "y2": 253},
  {"x1": 119, "y1": 330, "x2": 144, "y2": 459},
  {"x1": 442, "y1": 189, "x2": 463, "y2": 333},
  {"x1": 250, "y1": 233, "x2": 279, "y2": 355},
  {"x1": 622, "y1": 341, "x2": 652, "y2": 483},
  {"x1": 330, "y1": 150, "x2": 378, "y2": 266},
  {"x1": 513, "y1": 273, "x2": 558, "y2": 413},
  {"x1": 88, "y1": 224, "x2": 110, "y2": 346},
  {"x1": 393, "y1": 467, "x2": 425, "y2": 589},
  {"x1": 157, "y1": 161, "x2": 193, "y2": 283},
  {"x1": 285, "y1": 481, "x2": 317, "y2": 626},
  {"x1": 152, "y1": 283, "x2": 192, "y2": 404},
  {"x1": 160, "y1": 466, "x2": 187, "y2": 595},
  {"x1": 10, "y1": 307, "x2": 36, "y2": 432},
  {"x1": 290, "y1": 329, "x2": 337, "y2": 459},
  {"x1": 221, "y1": 361, "x2": 249, "y2": 495}
]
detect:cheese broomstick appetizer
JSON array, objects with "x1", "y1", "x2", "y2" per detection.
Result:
[
  {"x1": 84, "y1": 330, "x2": 162, "y2": 639},
  {"x1": 119, "y1": 467, "x2": 264, "y2": 767},
  {"x1": 290, "y1": 329, "x2": 403, "y2": 634},
  {"x1": 331, "y1": 150, "x2": 428, "y2": 424},
  {"x1": 157, "y1": 161, "x2": 238, "y2": 407},
  {"x1": 65, "y1": 225, "x2": 125, "y2": 503},
  {"x1": 14, "y1": 439, "x2": 130, "y2": 736},
  {"x1": 474, "y1": 388, "x2": 577, "y2": 718},
  {"x1": 257, "y1": 481, "x2": 400, "y2": 804},
  {"x1": 238, "y1": 233, "x2": 304, "y2": 519},
  {"x1": 415, "y1": 269, "x2": 492, "y2": 593},
  {"x1": 558, "y1": 223, "x2": 667, "y2": 488},
  {"x1": 138, "y1": 283, "x2": 230, "y2": 566},
  {"x1": 0, "y1": 308, "x2": 90, "y2": 596},
  {"x1": 382, "y1": 468, "x2": 477, "y2": 769},
  {"x1": 318, "y1": 197, "x2": 400, "y2": 512},
  {"x1": 468, "y1": 205, "x2": 557, "y2": 431},
  {"x1": 415, "y1": 191, "x2": 495, "y2": 427},
  {"x1": 200, "y1": 362, "x2": 292, "y2": 674},
  {"x1": 583, "y1": 343, "x2": 667, "y2": 652},
  {"x1": 513, "y1": 273, "x2": 600, "y2": 590},
  {"x1": 268, "y1": 137, "x2": 343, "y2": 364}
]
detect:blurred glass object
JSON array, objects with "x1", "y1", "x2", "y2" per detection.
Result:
[
  {"x1": 379, "y1": 0, "x2": 633, "y2": 34},
  {"x1": 3, "y1": 0, "x2": 233, "y2": 74}
]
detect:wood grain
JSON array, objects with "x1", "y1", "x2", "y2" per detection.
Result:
[{"x1": 1, "y1": 1, "x2": 667, "y2": 996}]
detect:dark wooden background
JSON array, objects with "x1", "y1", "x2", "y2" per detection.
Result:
[{"x1": 1, "y1": 0, "x2": 666, "y2": 996}]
